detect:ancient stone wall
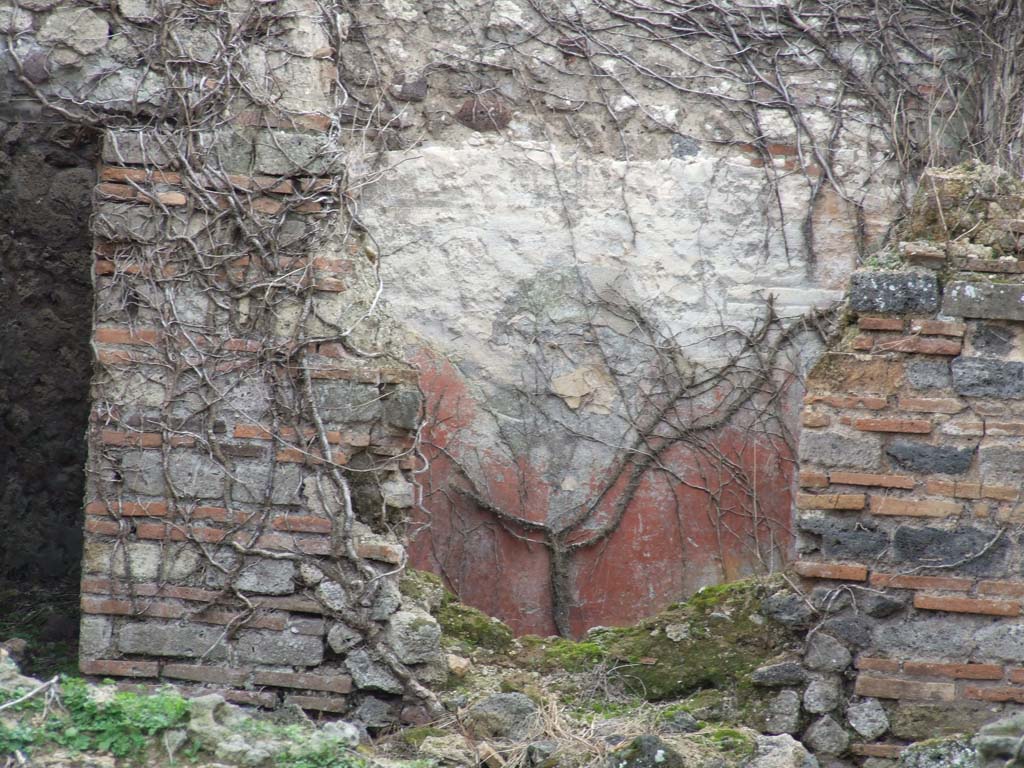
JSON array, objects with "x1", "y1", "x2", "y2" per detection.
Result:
[{"x1": 792, "y1": 165, "x2": 1024, "y2": 757}]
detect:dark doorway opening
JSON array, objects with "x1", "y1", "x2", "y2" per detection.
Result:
[{"x1": 0, "y1": 109, "x2": 97, "y2": 676}]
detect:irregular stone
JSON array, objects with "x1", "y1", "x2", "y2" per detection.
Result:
[
  {"x1": 38, "y1": 8, "x2": 110, "y2": 55},
  {"x1": 316, "y1": 580, "x2": 352, "y2": 612},
  {"x1": 804, "y1": 675, "x2": 842, "y2": 714},
  {"x1": 892, "y1": 525, "x2": 1007, "y2": 577},
  {"x1": 885, "y1": 440, "x2": 974, "y2": 475},
  {"x1": 604, "y1": 735, "x2": 684, "y2": 768},
  {"x1": 352, "y1": 696, "x2": 397, "y2": 728},
  {"x1": 383, "y1": 387, "x2": 422, "y2": 429},
  {"x1": 0, "y1": 649, "x2": 42, "y2": 693},
  {"x1": 803, "y1": 715, "x2": 850, "y2": 756},
  {"x1": 906, "y1": 360, "x2": 952, "y2": 391},
  {"x1": 208, "y1": 556, "x2": 296, "y2": 595},
  {"x1": 327, "y1": 622, "x2": 362, "y2": 654},
  {"x1": 419, "y1": 734, "x2": 475, "y2": 765},
  {"x1": 748, "y1": 734, "x2": 819, "y2": 768},
  {"x1": 527, "y1": 741, "x2": 559, "y2": 765},
  {"x1": 751, "y1": 662, "x2": 809, "y2": 687},
  {"x1": 846, "y1": 698, "x2": 889, "y2": 739},
  {"x1": 661, "y1": 709, "x2": 700, "y2": 734},
  {"x1": 799, "y1": 432, "x2": 882, "y2": 471},
  {"x1": 944, "y1": 280, "x2": 1024, "y2": 321},
  {"x1": 345, "y1": 649, "x2": 403, "y2": 694},
  {"x1": 764, "y1": 690, "x2": 802, "y2": 735},
  {"x1": 465, "y1": 693, "x2": 539, "y2": 740},
  {"x1": 849, "y1": 271, "x2": 939, "y2": 314},
  {"x1": 901, "y1": 737, "x2": 975, "y2": 768},
  {"x1": 861, "y1": 593, "x2": 907, "y2": 619},
  {"x1": 980, "y1": 443, "x2": 1024, "y2": 483},
  {"x1": 382, "y1": 473, "x2": 415, "y2": 508},
  {"x1": 763, "y1": 593, "x2": 815, "y2": 628},
  {"x1": 809, "y1": 587, "x2": 852, "y2": 614},
  {"x1": 820, "y1": 617, "x2": 873, "y2": 649},
  {"x1": 447, "y1": 654, "x2": 472, "y2": 678},
  {"x1": 952, "y1": 357, "x2": 1024, "y2": 399},
  {"x1": 978, "y1": 712, "x2": 1024, "y2": 768},
  {"x1": 971, "y1": 323, "x2": 1015, "y2": 356},
  {"x1": 798, "y1": 516, "x2": 890, "y2": 560},
  {"x1": 386, "y1": 608, "x2": 442, "y2": 664},
  {"x1": 804, "y1": 634, "x2": 852, "y2": 672}
]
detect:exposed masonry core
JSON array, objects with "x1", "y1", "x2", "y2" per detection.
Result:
[{"x1": 793, "y1": 166, "x2": 1024, "y2": 756}]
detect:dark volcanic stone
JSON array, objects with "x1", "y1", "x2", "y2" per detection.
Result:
[
  {"x1": 849, "y1": 271, "x2": 939, "y2": 314},
  {"x1": 952, "y1": 357, "x2": 1024, "y2": 399},
  {"x1": 906, "y1": 360, "x2": 951, "y2": 390},
  {"x1": 886, "y1": 440, "x2": 975, "y2": 474},
  {"x1": 750, "y1": 662, "x2": 808, "y2": 687},
  {"x1": 892, "y1": 525, "x2": 1008, "y2": 577}
]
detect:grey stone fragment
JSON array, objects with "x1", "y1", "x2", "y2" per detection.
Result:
[
  {"x1": 604, "y1": 735, "x2": 684, "y2": 768},
  {"x1": 974, "y1": 622, "x2": 1024, "y2": 662},
  {"x1": 235, "y1": 630, "x2": 323, "y2": 667},
  {"x1": 370, "y1": 577, "x2": 403, "y2": 621},
  {"x1": 799, "y1": 432, "x2": 882, "y2": 471},
  {"x1": 798, "y1": 516, "x2": 889, "y2": 560},
  {"x1": 169, "y1": 452, "x2": 225, "y2": 499},
  {"x1": 235, "y1": 559, "x2": 296, "y2": 595},
  {"x1": 352, "y1": 696, "x2": 397, "y2": 728},
  {"x1": 809, "y1": 587, "x2": 852, "y2": 614},
  {"x1": 764, "y1": 690, "x2": 802, "y2": 735},
  {"x1": 846, "y1": 698, "x2": 889, "y2": 739},
  {"x1": 327, "y1": 622, "x2": 362, "y2": 654},
  {"x1": 802, "y1": 715, "x2": 850, "y2": 755},
  {"x1": 862, "y1": 592, "x2": 907, "y2": 619},
  {"x1": 661, "y1": 710, "x2": 700, "y2": 733},
  {"x1": 118, "y1": 623, "x2": 227, "y2": 659},
  {"x1": 906, "y1": 360, "x2": 951, "y2": 390},
  {"x1": 316, "y1": 581, "x2": 352, "y2": 611},
  {"x1": 978, "y1": 712, "x2": 1024, "y2": 768},
  {"x1": 804, "y1": 675, "x2": 842, "y2": 714},
  {"x1": 804, "y1": 634, "x2": 852, "y2": 672},
  {"x1": 971, "y1": 324, "x2": 1015, "y2": 356},
  {"x1": 346, "y1": 649, "x2": 403, "y2": 693},
  {"x1": 120, "y1": 450, "x2": 164, "y2": 495},
  {"x1": 78, "y1": 615, "x2": 113, "y2": 659},
  {"x1": 231, "y1": 460, "x2": 303, "y2": 505},
  {"x1": 821, "y1": 616, "x2": 873, "y2": 648},
  {"x1": 465, "y1": 693, "x2": 540, "y2": 740},
  {"x1": 314, "y1": 381, "x2": 382, "y2": 423},
  {"x1": 751, "y1": 662, "x2": 808, "y2": 687},
  {"x1": 38, "y1": 8, "x2": 110, "y2": 55},
  {"x1": 943, "y1": 280, "x2": 1024, "y2": 321},
  {"x1": 980, "y1": 443, "x2": 1024, "y2": 483},
  {"x1": 901, "y1": 737, "x2": 975, "y2": 768},
  {"x1": 748, "y1": 734, "x2": 819, "y2": 768},
  {"x1": 892, "y1": 525, "x2": 1007, "y2": 577},
  {"x1": 885, "y1": 440, "x2": 974, "y2": 475},
  {"x1": 254, "y1": 130, "x2": 343, "y2": 176},
  {"x1": 763, "y1": 593, "x2": 814, "y2": 628},
  {"x1": 383, "y1": 387, "x2": 422, "y2": 430},
  {"x1": 386, "y1": 608, "x2": 442, "y2": 664},
  {"x1": 671, "y1": 135, "x2": 701, "y2": 159},
  {"x1": 952, "y1": 357, "x2": 1024, "y2": 399},
  {"x1": 849, "y1": 271, "x2": 939, "y2": 314}
]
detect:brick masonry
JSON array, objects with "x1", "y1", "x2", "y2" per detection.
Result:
[{"x1": 793, "y1": 165, "x2": 1024, "y2": 753}]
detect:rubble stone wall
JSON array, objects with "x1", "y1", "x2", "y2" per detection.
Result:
[{"x1": 792, "y1": 165, "x2": 1024, "y2": 758}]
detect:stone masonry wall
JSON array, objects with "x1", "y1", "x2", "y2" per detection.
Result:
[{"x1": 791, "y1": 164, "x2": 1024, "y2": 760}]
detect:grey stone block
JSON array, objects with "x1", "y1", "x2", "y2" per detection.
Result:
[
  {"x1": 804, "y1": 633, "x2": 852, "y2": 672},
  {"x1": 235, "y1": 630, "x2": 323, "y2": 667},
  {"x1": 750, "y1": 662, "x2": 808, "y2": 687},
  {"x1": 798, "y1": 516, "x2": 890, "y2": 560},
  {"x1": 952, "y1": 357, "x2": 1024, "y2": 399},
  {"x1": 943, "y1": 280, "x2": 1024, "y2": 321},
  {"x1": 849, "y1": 271, "x2": 938, "y2": 314},
  {"x1": 345, "y1": 649, "x2": 403, "y2": 693},
  {"x1": 980, "y1": 443, "x2": 1024, "y2": 483},
  {"x1": 230, "y1": 558, "x2": 296, "y2": 595},
  {"x1": 893, "y1": 525, "x2": 1007, "y2": 577},
  {"x1": 820, "y1": 616, "x2": 873, "y2": 648},
  {"x1": 847, "y1": 699, "x2": 889, "y2": 740},
  {"x1": 974, "y1": 622, "x2": 1024, "y2": 663},
  {"x1": 803, "y1": 715, "x2": 850, "y2": 755},
  {"x1": 120, "y1": 450, "x2": 165, "y2": 495},
  {"x1": 764, "y1": 690, "x2": 802, "y2": 735},
  {"x1": 906, "y1": 360, "x2": 951, "y2": 390},
  {"x1": 803, "y1": 675, "x2": 842, "y2": 714},
  {"x1": 873, "y1": 617, "x2": 979, "y2": 658},
  {"x1": 230, "y1": 461, "x2": 303, "y2": 505},
  {"x1": 885, "y1": 440, "x2": 974, "y2": 474},
  {"x1": 79, "y1": 616, "x2": 113, "y2": 659},
  {"x1": 118, "y1": 622, "x2": 227, "y2": 659},
  {"x1": 762, "y1": 592, "x2": 814, "y2": 628},
  {"x1": 314, "y1": 381, "x2": 382, "y2": 423},
  {"x1": 383, "y1": 387, "x2": 422, "y2": 430},
  {"x1": 971, "y1": 323, "x2": 1015, "y2": 356},
  {"x1": 169, "y1": 452, "x2": 225, "y2": 499},
  {"x1": 464, "y1": 693, "x2": 539, "y2": 740},
  {"x1": 799, "y1": 431, "x2": 882, "y2": 471},
  {"x1": 386, "y1": 609, "x2": 441, "y2": 664}
]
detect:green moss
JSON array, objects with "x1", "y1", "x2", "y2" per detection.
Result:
[
  {"x1": 694, "y1": 728, "x2": 757, "y2": 762},
  {"x1": 595, "y1": 578, "x2": 795, "y2": 701},
  {"x1": 400, "y1": 727, "x2": 446, "y2": 748},
  {"x1": 435, "y1": 596, "x2": 514, "y2": 653},
  {"x1": 399, "y1": 569, "x2": 446, "y2": 612}
]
